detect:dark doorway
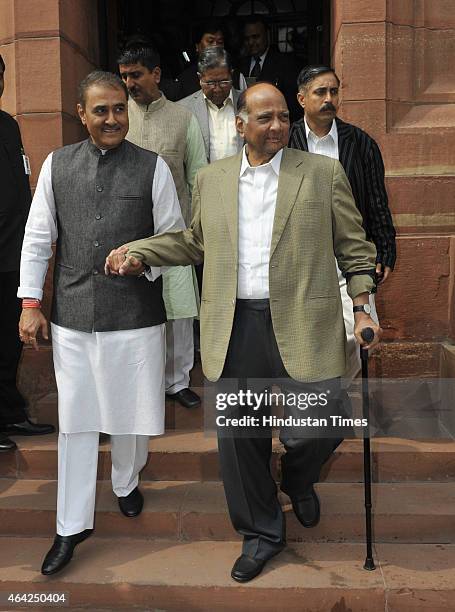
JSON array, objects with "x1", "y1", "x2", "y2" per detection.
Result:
[{"x1": 99, "y1": 0, "x2": 331, "y2": 81}]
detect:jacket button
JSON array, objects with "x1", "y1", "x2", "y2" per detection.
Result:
[
  {"x1": 92, "y1": 269, "x2": 98, "y2": 275},
  {"x1": 94, "y1": 240, "x2": 100, "y2": 247},
  {"x1": 232, "y1": 299, "x2": 235, "y2": 305},
  {"x1": 96, "y1": 185, "x2": 103, "y2": 192},
  {"x1": 95, "y1": 213, "x2": 101, "y2": 220}
]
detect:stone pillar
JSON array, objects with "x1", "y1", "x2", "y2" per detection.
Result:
[
  {"x1": 332, "y1": 0, "x2": 455, "y2": 375},
  {"x1": 0, "y1": 0, "x2": 100, "y2": 188}
]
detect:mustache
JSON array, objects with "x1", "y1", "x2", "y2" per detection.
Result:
[{"x1": 320, "y1": 102, "x2": 336, "y2": 112}]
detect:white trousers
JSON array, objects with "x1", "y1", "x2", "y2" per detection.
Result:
[
  {"x1": 57, "y1": 432, "x2": 149, "y2": 536},
  {"x1": 165, "y1": 317, "x2": 194, "y2": 394}
]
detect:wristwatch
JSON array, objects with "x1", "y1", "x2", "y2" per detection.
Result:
[{"x1": 353, "y1": 304, "x2": 371, "y2": 315}]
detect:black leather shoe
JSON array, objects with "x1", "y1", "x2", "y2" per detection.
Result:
[
  {"x1": 2, "y1": 419, "x2": 55, "y2": 436},
  {"x1": 41, "y1": 529, "x2": 93, "y2": 575},
  {"x1": 118, "y1": 487, "x2": 144, "y2": 517},
  {"x1": 166, "y1": 388, "x2": 201, "y2": 409},
  {"x1": 0, "y1": 433, "x2": 17, "y2": 452},
  {"x1": 291, "y1": 486, "x2": 320, "y2": 528},
  {"x1": 231, "y1": 554, "x2": 267, "y2": 583}
]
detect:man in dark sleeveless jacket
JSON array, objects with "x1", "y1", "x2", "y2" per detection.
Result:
[{"x1": 18, "y1": 72, "x2": 185, "y2": 575}]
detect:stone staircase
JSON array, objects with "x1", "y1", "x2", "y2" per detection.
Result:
[{"x1": 1, "y1": 362, "x2": 455, "y2": 611}]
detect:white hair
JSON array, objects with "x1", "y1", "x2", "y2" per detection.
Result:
[{"x1": 237, "y1": 109, "x2": 249, "y2": 124}]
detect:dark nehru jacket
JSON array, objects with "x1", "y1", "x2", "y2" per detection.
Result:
[
  {"x1": 51, "y1": 139, "x2": 166, "y2": 332},
  {"x1": 0, "y1": 110, "x2": 31, "y2": 271}
]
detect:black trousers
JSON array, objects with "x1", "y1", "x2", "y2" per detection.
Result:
[
  {"x1": 217, "y1": 299, "x2": 345, "y2": 560},
  {"x1": 0, "y1": 271, "x2": 27, "y2": 426}
]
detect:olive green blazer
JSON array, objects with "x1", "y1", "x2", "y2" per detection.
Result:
[{"x1": 127, "y1": 147, "x2": 376, "y2": 382}]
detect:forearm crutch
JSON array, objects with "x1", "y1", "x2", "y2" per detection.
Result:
[{"x1": 360, "y1": 327, "x2": 376, "y2": 571}]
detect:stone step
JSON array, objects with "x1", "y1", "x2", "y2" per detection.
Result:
[
  {"x1": 1, "y1": 479, "x2": 454, "y2": 544},
  {"x1": 2, "y1": 432, "x2": 455, "y2": 483},
  {"x1": 0, "y1": 537, "x2": 454, "y2": 611}
]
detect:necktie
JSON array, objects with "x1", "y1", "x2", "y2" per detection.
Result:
[{"x1": 250, "y1": 56, "x2": 261, "y2": 78}]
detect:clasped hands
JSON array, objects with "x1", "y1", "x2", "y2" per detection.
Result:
[{"x1": 104, "y1": 246, "x2": 145, "y2": 276}]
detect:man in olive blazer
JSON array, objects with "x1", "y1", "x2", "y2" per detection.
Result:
[
  {"x1": 106, "y1": 83, "x2": 379, "y2": 582},
  {"x1": 109, "y1": 153, "x2": 377, "y2": 384}
]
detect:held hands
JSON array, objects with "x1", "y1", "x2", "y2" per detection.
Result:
[
  {"x1": 104, "y1": 245, "x2": 145, "y2": 276},
  {"x1": 19, "y1": 309, "x2": 48, "y2": 351},
  {"x1": 354, "y1": 314, "x2": 382, "y2": 350}
]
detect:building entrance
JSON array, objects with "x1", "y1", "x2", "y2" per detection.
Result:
[{"x1": 99, "y1": 0, "x2": 331, "y2": 85}]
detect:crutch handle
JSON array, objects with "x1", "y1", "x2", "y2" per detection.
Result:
[{"x1": 361, "y1": 327, "x2": 375, "y2": 343}]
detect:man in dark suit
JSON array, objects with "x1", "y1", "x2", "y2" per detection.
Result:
[
  {"x1": 238, "y1": 15, "x2": 299, "y2": 121},
  {"x1": 0, "y1": 54, "x2": 54, "y2": 451},
  {"x1": 289, "y1": 65, "x2": 396, "y2": 379},
  {"x1": 177, "y1": 19, "x2": 246, "y2": 99}
]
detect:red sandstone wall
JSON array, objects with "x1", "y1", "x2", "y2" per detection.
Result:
[
  {"x1": 0, "y1": 0, "x2": 100, "y2": 191},
  {"x1": 332, "y1": 0, "x2": 455, "y2": 345}
]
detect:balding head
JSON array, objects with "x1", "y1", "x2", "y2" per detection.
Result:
[
  {"x1": 235, "y1": 83, "x2": 289, "y2": 166},
  {"x1": 237, "y1": 82, "x2": 286, "y2": 122}
]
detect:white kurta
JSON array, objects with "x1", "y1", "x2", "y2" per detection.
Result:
[{"x1": 18, "y1": 151, "x2": 185, "y2": 434}]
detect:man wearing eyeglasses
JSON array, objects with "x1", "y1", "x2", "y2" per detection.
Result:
[
  {"x1": 178, "y1": 47, "x2": 243, "y2": 163},
  {"x1": 118, "y1": 47, "x2": 207, "y2": 410}
]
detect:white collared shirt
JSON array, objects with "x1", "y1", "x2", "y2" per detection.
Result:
[
  {"x1": 248, "y1": 48, "x2": 268, "y2": 76},
  {"x1": 204, "y1": 90, "x2": 239, "y2": 162},
  {"x1": 304, "y1": 118, "x2": 339, "y2": 160},
  {"x1": 237, "y1": 147, "x2": 283, "y2": 298}
]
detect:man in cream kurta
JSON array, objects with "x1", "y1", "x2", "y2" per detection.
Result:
[
  {"x1": 118, "y1": 46, "x2": 207, "y2": 410},
  {"x1": 18, "y1": 72, "x2": 185, "y2": 575}
]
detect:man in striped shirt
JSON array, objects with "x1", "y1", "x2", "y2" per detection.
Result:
[{"x1": 289, "y1": 65, "x2": 396, "y2": 380}]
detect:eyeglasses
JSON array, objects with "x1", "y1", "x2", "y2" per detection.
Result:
[{"x1": 200, "y1": 79, "x2": 232, "y2": 88}]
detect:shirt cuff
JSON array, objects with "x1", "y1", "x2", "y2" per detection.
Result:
[
  {"x1": 17, "y1": 286, "x2": 44, "y2": 301},
  {"x1": 144, "y1": 266, "x2": 162, "y2": 281}
]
